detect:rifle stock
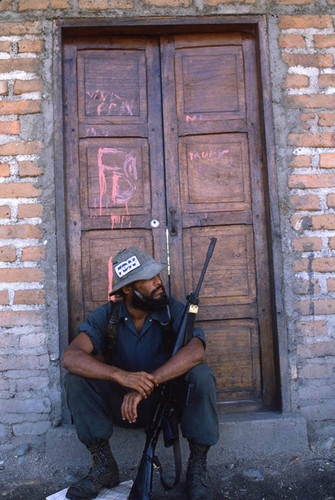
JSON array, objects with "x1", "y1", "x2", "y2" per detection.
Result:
[{"x1": 128, "y1": 237, "x2": 217, "y2": 500}]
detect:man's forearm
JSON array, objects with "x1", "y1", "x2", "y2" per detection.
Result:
[
  {"x1": 152, "y1": 337, "x2": 205, "y2": 384},
  {"x1": 62, "y1": 348, "x2": 120, "y2": 380},
  {"x1": 62, "y1": 347, "x2": 158, "y2": 397}
]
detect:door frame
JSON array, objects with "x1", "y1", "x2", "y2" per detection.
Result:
[{"x1": 54, "y1": 16, "x2": 290, "y2": 422}]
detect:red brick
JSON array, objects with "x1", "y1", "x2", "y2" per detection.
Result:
[
  {"x1": 0, "y1": 22, "x2": 40, "y2": 36},
  {"x1": 78, "y1": 0, "x2": 134, "y2": 6},
  {"x1": 292, "y1": 237, "x2": 322, "y2": 252},
  {"x1": 277, "y1": 0, "x2": 313, "y2": 4},
  {"x1": 319, "y1": 74, "x2": 335, "y2": 87},
  {"x1": 293, "y1": 259, "x2": 308, "y2": 272},
  {"x1": 319, "y1": 113, "x2": 335, "y2": 126},
  {"x1": 18, "y1": 40, "x2": 44, "y2": 53},
  {"x1": 0, "y1": 41, "x2": 10, "y2": 52},
  {"x1": 14, "y1": 80, "x2": 43, "y2": 95},
  {"x1": 0, "y1": 0, "x2": 12, "y2": 10},
  {"x1": 0, "y1": 59, "x2": 39, "y2": 74},
  {"x1": 297, "y1": 320, "x2": 327, "y2": 337},
  {"x1": 0, "y1": 268, "x2": 44, "y2": 282},
  {"x1": 289, "y1": 194, "x2": 320, "y2": 211},
  {"x1": 0, "y1": 311, "x2": 42, "y2": 327},
  {"x1": 0, "y1": 121, "x2": 20, "y2": 135},
  {"x1": 50, "y1": 0, "x2": 71, "y2": 6},
  {"x1": 0, "y1": 246, "x2": 16, "y2": 262},
  {"x1": 329, "y1": 236, "x2": 335, "y2": 250},
  {"x1": 18, "y1": 161, "x2": 43, "y2": 177},
  {"x1": 289, "y1": 155, "x2": 311, "y2": 168},
  {"x1": 320, "y1": 153, "x2": 335, "y2": 169},
  {"x1": 278, "y1": 34, "x2": 306, "y2": 48},
  {"x1": 14, "y1": 289, "x2": 45, "y2": 305},
  {"x1": 0, "y1": 163, "x2": 10, "y2": 177},
  {"x1": 278, "y1": 15, "x2": 333, "y2": 29},
  {"x1": 294, "y1": 257, "x2": 335, "y2": 273},
  {"x1": 0, "y1": 206, "x2": 10, "y2": 218},
  {"x1": 301, "y1": 113, "x2": 315, "y2": 122},
  {"x1": 282, "y1": 54, "x2": 333, "y2": 68},
  {"x1": 289, "y1": 174, "x2": 335, "y2": 189},
  {"x1": 0, "y1": 141, "x2": 42, "y2": 156},
  {"x1": 0, "y1": 100, "x2": 41, "y2": 115},
  {"x1": 314, "y1": 34, "x2": 335, "y2": 48},
  {"x1": 284, "y1": 74, "x2": 309, "y2": 88},
  {"x1": 299, "y1": 363, "x2": 333, "y2": 378},
  {"x1": 294, "y1": 278, "x2": 320, "y2": 294},
  {"x1": 22, "y1": 246, "x2": 45, "y2": 261},
  {"x1": 0, "y1": 182, "x2": 41, "y2": 198},
  {"x1": 287, "y1": 95, "x2": 335, "y2": 109},
  {"x1": 0, "y1": 224, "x2": 42, "y2": 239},
  {"x1": 0, "y1": 81, "x2": 8, "y2": 95},
  {"x1": 289, "y1": 133, "x2": 335, "y2": 148},
  {"x1": 327, "y1": 278, "x2": 335, "y2": 292},
  {"x1": 0, "y1": 290, "x2": 9, "y2": 305},
  {"x1": 298, "y1": 299, "x2": 335, "y2": 315},
  {"x1": 297, "y1": 341, "x2": 335, "y2": 358},
  {"x1": 17, "y1": 203, "x2": 43, "y2": 218},
  {"x1": 327, "y1": 194, "x2": 335, "y2": 208},
  {"x1": 293, "y1": 214, "x2": 335, "y2": 231},
  {"x1": 312, "y1": 258, "x2": 335, "y2": 272},
  {"x1": 18, "y1": 0, "x2": 48, "y2": 10}
]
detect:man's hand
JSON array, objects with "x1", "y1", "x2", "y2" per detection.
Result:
[
  {"x1": 115, "y1": 370, "x2": 158, "y2": 398},
  {"x1": 121, "y1": 390, "x2": 143, "y2": 423}
]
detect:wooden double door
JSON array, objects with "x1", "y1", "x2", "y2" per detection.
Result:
[{"x1": 63, "y1": 30, "x2": 277, "y2": 411}]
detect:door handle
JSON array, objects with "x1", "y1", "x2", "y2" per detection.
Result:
[{"x1": 169, "y1": 207, "x2": 178, "y2": 236}]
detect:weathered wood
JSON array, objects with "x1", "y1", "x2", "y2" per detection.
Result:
[
  {"x1": 62, "y1": 28, "x2": 278, "y2": 411},
  {"x1": 64, "y1": 36, "x2": 167, "y2": 337},
  {"x1": 258, "y1": 17, "x2": 290, "y2": 413},
  {"x1": 243, "y1": 33, "x2": 277, "y2": 409},
  {"x1": 200, "y1": 319, "x2": 261, "y2": 406},
  {"x1": 63, "y1": 40, "x2": 85, "y2": 339}
]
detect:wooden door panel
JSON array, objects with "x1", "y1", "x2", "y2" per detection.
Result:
[
  {"x1": 79, "y1": 138, "x2": 151, "y2": 220},
  {"x1": 178, "y1": 134, "x2": 251, "y2": 215},
  {"x1": 174, "y1": 44, "x2": 246, "y2": 130},
  {"x1": 78, "y1": 48, "x2": 147, "y2": 125},
  {"x1": 81, "y1": 229, "x2": 161, "y2": 314},
  {"x1": 161, "y1": 32, "x2": 275, "y2": 410},
  {"x1": 64, "y1": 36, "x2": 167, "y2": 334},
  {"x1": 183, "y1": 227, "x2": 257, "y2": 314},
  {"x1": 202, "y1": 319, "x2": 261, "y2": 407}
]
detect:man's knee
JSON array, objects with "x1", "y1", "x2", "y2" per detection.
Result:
[
  {"x1": 185, "y1": 363, "x2": 216, "y2": 391},
  {"x1": 64, "y1": 372, "x2": 86, "y2": 396}
]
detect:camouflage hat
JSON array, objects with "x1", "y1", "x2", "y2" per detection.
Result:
[{"x1": 110, "y1": 246, "x2": 165, "y2": 295}]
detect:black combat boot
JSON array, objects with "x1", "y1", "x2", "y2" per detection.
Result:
[
  {"x1": 186, "y1": 441, "x2": 213, "y2": 500},
  {"x1": 66, "y1": 440, "x2": 120, "y2": 500}
]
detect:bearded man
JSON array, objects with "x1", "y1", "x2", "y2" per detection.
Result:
[{"x1": 62, "y1": 246, "x2": 219, "y2": 500}]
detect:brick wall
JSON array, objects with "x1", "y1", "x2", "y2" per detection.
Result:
[
  {"x1": 275, "y1": 12, "x2": 335, "y2": 439},
  {"x1": 0, "y1": 0, "x2": 334, "y2": 449}
]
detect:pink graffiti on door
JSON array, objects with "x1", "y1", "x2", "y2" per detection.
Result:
[{"x1": 98, "y1": 147, "x2": 137, "y2": 215}]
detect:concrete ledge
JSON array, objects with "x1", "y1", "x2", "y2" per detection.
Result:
[{"x1": 46, "y1": 412, "x2": 308, "y2": 470}]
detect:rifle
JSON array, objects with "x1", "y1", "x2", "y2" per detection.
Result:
[{"x1": 128, "y1": 237, "x2": 217, "y2": 500}]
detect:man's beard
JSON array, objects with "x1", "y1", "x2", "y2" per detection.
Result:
[{"x1": 131, "y1": 284, "x2": 168, "y2": 311}]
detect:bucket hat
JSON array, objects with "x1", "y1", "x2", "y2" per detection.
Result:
[{"x1": 110, "y1": 246, "x2": 166, "y2": 295}]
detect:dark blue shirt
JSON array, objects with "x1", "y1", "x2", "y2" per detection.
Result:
[{"x1": 77, "y1": 297, "x2": 205, "y2": 373}]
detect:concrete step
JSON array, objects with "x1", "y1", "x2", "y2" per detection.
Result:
[{"x1": 46, "y1": 412, "x2": 309, "y2": 470}]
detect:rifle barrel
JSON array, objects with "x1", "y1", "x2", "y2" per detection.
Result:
[{"x1": 194, "y1": 237, "x2": 217, "y2": 297}]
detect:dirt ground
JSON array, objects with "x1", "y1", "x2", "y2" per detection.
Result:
[{"x1": 1, "y1": 444, "x2": 334, "y2": 500}]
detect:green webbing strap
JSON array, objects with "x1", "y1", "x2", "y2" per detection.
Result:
[{"x1": 105, "y1": 300, "x2": 122, "y2": 360}]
